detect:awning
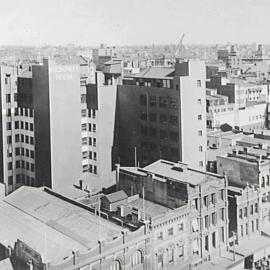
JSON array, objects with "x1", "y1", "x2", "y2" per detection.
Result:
[{"x1": 192, "y1": 240, "x2": 199, "y2": 252}]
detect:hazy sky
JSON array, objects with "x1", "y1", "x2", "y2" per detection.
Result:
[{"x1": 0, "y1": 0, "x2": 269, "y2": 46}]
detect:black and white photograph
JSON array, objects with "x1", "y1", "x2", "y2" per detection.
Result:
[{"x1": 0, "y1": 0, "x2": 270, "y2": 269}]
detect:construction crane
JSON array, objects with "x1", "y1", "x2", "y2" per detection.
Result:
[{"x1": 175, "y1": 33, "x2": 185, "y2": 59}]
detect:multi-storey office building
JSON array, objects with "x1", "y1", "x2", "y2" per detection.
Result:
[
  {"x1": 117, "y1": 159, "x2": 229, "y2": 268},
  {"x1": 116, "y1": 60, "x2": 207, "y2": 171},
  {"x1": 0, "y1": 59, "x2": 83, "y2": 194}
]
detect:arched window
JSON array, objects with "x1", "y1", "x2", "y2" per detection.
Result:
[
  {"x1": 132, "y1": 250, "x2": 143, "y2": 267},
  {"x1": 107, "y1": 261, "x2": 120, "y2": 270}
]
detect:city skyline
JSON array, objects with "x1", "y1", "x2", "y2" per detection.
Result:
[{"x1": 1, "y1": 0, "x2": 270, "y2": 46}]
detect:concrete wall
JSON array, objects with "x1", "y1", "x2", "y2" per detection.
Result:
[
  {"x1": 177, "y1": 60, "x2": 207, "y2": 170},
  {"x1": 33, "y1": 59, "x2": 82, "y2": 190}
]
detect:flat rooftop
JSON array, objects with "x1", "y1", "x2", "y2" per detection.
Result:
[
  {"x1": 121, "y1": 159, "x2": 223, "y2": 186},
  {"x1": 126, "y1": 196, "x2": 171, "y2": 218},
  {"x1": 0, "y1": 186, "x2": 123, "y2": 263},
  {"x1": 126, "y1": 67, "x2": 174, "y2": 79}
]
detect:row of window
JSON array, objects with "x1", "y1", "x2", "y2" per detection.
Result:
[
  {"x1": 140, "y1": 112, "x2": 178, "y2": 125},
  {"x1": 14, "y1": 107, "x2": 33, "y2": 117},
  {"x1": 5, "y1": 93, "x2": 17, "y2": 103},
  {"x1": 7, "y1": 134, "x2": 34, "y2": 146},
  {"x1": 157, "y1": 245, "x2": 184, "y2": 267},
  {"x1": 8, "y1": 174, "x2": 35, "y2": 186},
  {"x1": 83, "y1": 164, "x2": 98, "y2": 174},
  {"x1": 15, "y1": 160, "x2": 35, "y2": 171},
  {"x1": 81, "y1": 109, "x2": 96, "y2": 118},
  {"x1": 82, "y1": 151, "x2": 97, "y2": 161},
  {"x1": 14, "y1": 121, "x2": 34, "y2": 131},
  {"x1": 15, "y1": 147, "x2": 34, "y2": 158},
  {"x1": 240, "y1": 219, "x2": 259, "y2": 237},
  {"x1": 140, "y1": 95, "x2": 178, "y2": 109},
  {"x1": 156, "y1": 223, "x2": 184, "y2": 240},
  {"x1": 239, "y1": 203, "x2": 258, "y2": 219}
]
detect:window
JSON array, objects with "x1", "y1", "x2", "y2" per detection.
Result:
[
  {"x1": 21, "y1": 135, "x2": 24, "y2": 143},
  {"x1": 255, "y1": 203, "x2": 258, "y2": 213},
  {"x1": 93, "y1": 138, "x2": 96, "y2": 146},
  {"x1": 250, "y1": 205, "x2": 254, "y2": 215},
  {"x1": 197, "y1": 80, "x2": 201, "y2": 87},
  {"x1": 82, "y1": 123, "x2": 87, "y2": 131},
  {"x1": 8, "y1": 162, "x2": 12, "y2": 170},
  {"x1": 239, "y1": 209, "x2": 242, "y2": 219},
  {"x1": 204, "y1": 196, "x2": 209, "y2": 207},
  {"x1": 25, "y1": 136, "x2": 29, "y2": 144},
  {"x1": 198, "y1": 99, "x2": 202, "y2": 104},
  {"x1": 252, "y1": 220, "x2": 255, "y2": 232},
  {"x1": 140, "y1": 94, "x2": 147, "y2": 106},
  {"x1": 244, "y1": 207, "x2": 247, "y2": 217},
  {"x1": 15, "y1": 121, "x2": 19, "y2": 129},
  {"x1": 178, "y1": 223, "x2": 184, "y2": 231},
  {"x1": 211, "y1": 193, "x2": 216, "y2": 204},
  {"x1": 198, "y1": 130, "x2": 203, "y2": 136},
  {"x1": 212, "y1": 232, "x2": 216, "y2": 248},
  {"x1": 170, "y1": 132, "x2": 179, "y2": 142},
  {"x1": 205, "y1": 235, "x2": 209, "y2": 251},
  {"x1": 204, "y1": 215, "x2": 209, "y2": 228},
  {"x1": 30, "y1": 123, "x2": 33, "y2": 131},
  {"x1": 220, "y1": 227, "x2": 225, "y2": 243},
  {"x1": 93, "y1": 152, "x2": 97, "y2": 161},
  {"x1": 8, "y1": 176, "x2": 13, "y2": 185},
  {"x1": 15, "y1": 134, "x2": 20, "y2": 142},
  {"x1": 30, "y1": 150, "x2": 34, "y2": 159},
  {"x1": 20, "y1": 121, "x2": 24, "y2": 129},
  {"x1": 256, "y1": 219, "x2": 259, "y2": 230},
  {"x1": 15, "y1": 147, "x2": 20, "y2": 156},
  {"x1": 93, "y1": 124, "x2": 96, "y2": 132},
  {"x1": 178, "y1": 246, "x2": 184, "y2": 258},
  {"x1": 170, "y1": 115, "x2": 178, "y2": 125},
  {"x1": 7, "y1": 122, "x2": 12, "y2": 130},
  {"x1": 159, "y1": 97, "x2": 168, "y2": 108},
  {"x1": 82, "y1": 137, "x2": 87, "y2": 145},
  {"x1": 141, "y1": 126, "x2": 147, "y2": 136},
  {"x1": 167, "y1": 249, "x2": 174, "y2": 263},
  {"x1": 262, "y1": 177, "x2": 265, "y2": 188},
  {"x1": 211, "y1": 212, "x2": 217, "y2": 226},
  {"x1": 25, "y1": 122, "x2": 29, "y2": 130},
  {"x1": 6, "y1": 94, "x2": 11, "y2": 103},
  {"x1": 16, "y1": 160, "x2": 20, "y2": 169},
  {"x1": 221, "y1": 208, "x2": 225, "y2": 221},
  {"x1": 149, "y1": 113, "x2": 157, "y2": 122},
  {"x1": 149, "y1": 96, "x2": 156, "y2": 107},
  {"x1": 246, "y1": 223, "x2": 248, "y2": 235},
  {"x1": 140, "y1": 112, "x2": 147, "y2": 121},
  {"x1": 199, "y1": 161, "x2": 204, "y2": 167},
  {"x1": 149, "y1": 128, "x2": 157, "y2": 137},
  {"x1": 170, "y1": 98, "x2": 177, "y2": 109},
  {"x1": 198, "y1": 115, "x2": 202, "y2": 120},
  {"x1": 107, "y1": 261, "x2": 120, "y2": 270},
  {"x1": 199, "y1": 146, "x2": 203, "y2": 152},
  {"x1": 157, "y1": 231, "x2": 163, "y2": 240},
  {"x1": 7, "y1": 135, "x2": 12, "y2": 144},
  {"x1": 93, "y1": 165, "x2": 97, "y2": 174},
  {"x1": 132, "y1": 251, "x2": 142, "y2": 267},
  {"x1": 160, "y1": 114, "x2": 167, "y2": 124},
  {"x1": 31, "y1": 164, "x2": 35, "y2": 172},
  {"x1": 168, "y1": 227, "x2": 173, "y2": 236},
  {"x1": 81, "y1": 109, "x2": 87, "y2": 117}
]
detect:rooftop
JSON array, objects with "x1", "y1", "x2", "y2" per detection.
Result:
[
  {"x1": 105, "y1": 190, "x2": 128, "y2": 203},
  {"x1": 126, "y1": 196, "x2": 171, "y2": 219},
  {"x1": 127, "y1": 67, "x2": 174, "y2": 79},
  {"x1": 121, "y1": 159, "x2": 223, "y2": 186},
  {"x1": 0, "y1": 186, "x2": 123, "y2": 263}
]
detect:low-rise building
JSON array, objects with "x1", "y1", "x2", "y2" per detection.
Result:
[{"x1": 117, "y1": 159, "x2": 229, "y2": 269}]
